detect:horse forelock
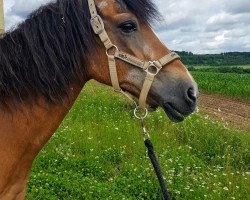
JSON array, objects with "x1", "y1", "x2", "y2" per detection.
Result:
[{"x1": 120, "y1": 0, "x2": 161, "y2": 23}]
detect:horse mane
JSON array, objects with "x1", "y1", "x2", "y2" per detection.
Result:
[{"x1": 0, "y1": 0, "x2": 160, "y2": 106}]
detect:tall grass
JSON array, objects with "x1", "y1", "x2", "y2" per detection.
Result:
[
  {"x1": 188, "y1": 66, "x2": 250, "y2": 74},
  {"x1": 192, "y1": 72, "x2": 250, "y2": 100},
  {"x1": 26, "y1": 81, "x2": 250, "y2": 200}
]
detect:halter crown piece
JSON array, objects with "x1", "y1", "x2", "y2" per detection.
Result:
[{"x1": 87, "y1": 0, "x2": 180, "y2": 114}]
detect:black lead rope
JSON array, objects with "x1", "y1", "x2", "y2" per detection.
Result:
[
  {"x1": 144, "y1": 139, "x2": 170, "y2": 200},
  {"x1": 134, "y1": 112, "x2": 170, "y2": 199}
]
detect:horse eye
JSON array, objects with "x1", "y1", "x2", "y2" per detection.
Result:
[{"x1": 118, "y1": 21, "x2": 137, "y2": 33}]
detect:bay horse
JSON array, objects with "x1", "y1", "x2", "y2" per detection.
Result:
[{"x1": 0, "y1": 0, "x2": 198, "y2": 199}]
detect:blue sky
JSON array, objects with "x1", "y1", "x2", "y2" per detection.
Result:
[{"x1": 3, "y1": 0, "x2": 250, "y2": 54}]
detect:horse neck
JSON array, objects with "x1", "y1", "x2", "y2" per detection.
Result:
[{"x1": 0, "y1": 81, "x2": 86, "y2": 199}]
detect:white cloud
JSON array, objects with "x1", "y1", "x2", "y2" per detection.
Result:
[
  {"x1": 11, "y1": 0, "x2": 51, "y2": 17},
  {"x1": 4, "y1": 0, "x2": 51, "y2": 30},
  {"x1": 3, "y1": 0, "x2": 250, "y2": 53},
  {"x1": 224, "y1": 0, "x2": 250, "y2": 14},
  {"x1": 153, "y1": 0, "x2": 250, "y2": 53}
]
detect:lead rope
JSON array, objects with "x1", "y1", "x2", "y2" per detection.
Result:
[
  {"x1": 145, "y1": 138, "x2": 170, "y2": 200},
  {"x1": 134, "y1": 113, "x2": 170, "y2": 200}
]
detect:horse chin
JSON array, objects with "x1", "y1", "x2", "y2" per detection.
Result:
[
  {"x1": 161, "y1": 102, "x2": 190, "y2": 122},
  {"x1": 147, "y1": 105, "x2": 158, "y2": 112},
  {"x1": 145, "y1": 95, "x2": 183, "y2": 122},
  {"x1": 146, "y1": 101, "x2": 185, "y2": 122}
]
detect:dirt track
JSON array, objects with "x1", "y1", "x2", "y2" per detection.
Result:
[{"x1": 198, "y1": 93, "x2": 250, "y2": 133}]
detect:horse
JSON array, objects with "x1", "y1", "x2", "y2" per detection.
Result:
[{"x1": 0, "y1": 0, "x2": 198, "y2": 199}]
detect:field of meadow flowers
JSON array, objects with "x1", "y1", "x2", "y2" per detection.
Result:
[{"x1": 26, "y1": 81, "x2": 249, "y2": 200}]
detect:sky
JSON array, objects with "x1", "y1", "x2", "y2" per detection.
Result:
[{"x1": 3, "y1": 0, "x2": 250, "y2": 54}]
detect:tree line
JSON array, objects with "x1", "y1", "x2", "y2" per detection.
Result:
[{"x1": 176, "y1": 51, "x2": 250, "y2": 66}]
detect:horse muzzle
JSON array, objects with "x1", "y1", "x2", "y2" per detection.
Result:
[{"x1": 149, "y1": 79, "x2": 198, "y2": 122}]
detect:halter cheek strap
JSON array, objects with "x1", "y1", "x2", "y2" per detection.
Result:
[{"x1": 87, "y1": 0, "x2": 180, "y2": 110}]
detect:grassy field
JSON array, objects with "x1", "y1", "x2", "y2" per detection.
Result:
[
  {"x1": 191, "y1": 72, "x2": 250, "y2": 101},
  {"x1": 189, "y1": 65, "x2": 250, "y2": 69},
  {"x1": 25, "y1": 81, "x2": 250, "y2": 200}
]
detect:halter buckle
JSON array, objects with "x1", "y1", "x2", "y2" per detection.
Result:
[
  {"x1": 90, "y1": 15, "x2": 104, "y2": 35},
  {"x1": 145, "y1": 61, "x2": 162, "y2": 75}
]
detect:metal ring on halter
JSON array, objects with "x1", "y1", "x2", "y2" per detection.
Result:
[
  {"x1": 145, "y1": 61, "x2": 162, "y2": 75},
  {"x1": 134, "y1": 107, "x2": 148, "y2": 120},
  {"x1": 106, "y1": 45, "x2": 118, "y2": 57}
]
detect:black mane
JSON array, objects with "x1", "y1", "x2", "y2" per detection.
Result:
[{"x1": 0, "y1": 0, "x2": 160, "y2": 106}]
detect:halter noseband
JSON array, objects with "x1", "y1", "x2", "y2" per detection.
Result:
[{"x1": 87, "y1": 0, "x2": 180, "y2": 110}]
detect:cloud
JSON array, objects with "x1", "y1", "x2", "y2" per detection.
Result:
[
  {"x1": 10, "y1": 0, "x2": 52, "y2": 18},
  {"x1": 4, "y1": 0, "x2": 51, "y2": 30},
  {"x1": 224, "y1": 0, "x2": 250, "y2": 14},
  {"x1": 153, "y1": 0, "x2": 250, "y2": 53},
  {"x1": 3, "y1": 0, "x2": 250, "y2": 53}
]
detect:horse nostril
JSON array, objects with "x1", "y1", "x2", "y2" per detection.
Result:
[
  {"x1": 186, "y1": 86, "x2": 197, "y2": 106},
  {"x1": 188, "y1": 87, "x2": 196, "y2": 101}
]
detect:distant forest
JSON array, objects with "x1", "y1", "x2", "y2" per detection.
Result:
[{"x1": 176, "y1": 51, "x2": 250, "y2": 66}]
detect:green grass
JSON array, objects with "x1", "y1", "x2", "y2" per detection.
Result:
[
  {"x1": 191, "y1": 72, "x2": 250, "y2": 100},
  {"x1": 25, "y1": 81, "x2": 250, "y2": 200},
  {"x1": 189, "y1": 65, "x2": 250, "y2": 69},
  {"x1": 188, "y1": 66, "x2": 250, "y2": 74}
]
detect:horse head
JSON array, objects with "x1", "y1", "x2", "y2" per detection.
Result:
[{"x1": 87, "y1": 0, "x2": 198, "y2": 122}]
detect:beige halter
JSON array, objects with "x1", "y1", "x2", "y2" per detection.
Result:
[{"x1": 87, "y1": 0, "x2": 180, "y2": 114}]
